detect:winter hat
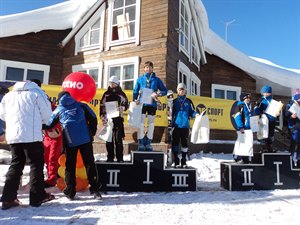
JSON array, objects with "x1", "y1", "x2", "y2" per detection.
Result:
[
  {"x1": 108, "y1": 76, "x2": 120, "y2": 85},
  {"x1": 177, "y1": 83, "x2": 186, "y2": 91},
  {"x1": 261, "y1": 85, "x2": 272, "y2": 94},
  {"x1": 240, "y1": 93, "x2": 251, "y2": 101},
  {"x1": 30, "y1": 79, "x2": 41, "y2": 87},
  {"x1": 294, "y1": 94, "x2": 300, "y2": 102}
]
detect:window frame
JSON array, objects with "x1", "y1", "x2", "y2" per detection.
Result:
[
  {"x1": 72, "y1": 62, "x2": 103, "y2": 88},
  {"x1": 106, "y1": 0, "x2": 141, "y2": 48},
  {"x1": 178, "y1": 0, "x2": 191, "y2": 58},
  {"x1": 74, "y1": 3, "x2": 106, "y2": 55},
  {"x1": 0, "y1": 59, "x2": 50, "y2": 84},
  {"x1": 177, "y1": 61, "x2": 200, "y2": 96},
  {"x1": 190, "y1": 72, "x2": 201, "y2": 96},
  {"x1": 104, "y1": 56, "x2": 140, "y2": 90},
  {"x1": 190, "y1": 23, "x2": 200, "y2": 69},
  {"x1": 211, "y1": 84, "x2": 241, "y2": 100}
]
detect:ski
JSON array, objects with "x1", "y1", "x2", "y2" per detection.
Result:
[{"x1": 166, "y1": 90, "x2": 174, "y2": 167}]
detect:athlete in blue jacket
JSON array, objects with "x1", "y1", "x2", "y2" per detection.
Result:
[
  {"x1": 172, "y1": 83, "x2": 198, "y2": 168},
  {"x1": 133, "y1": 61, "x2": 167, "y2": 151},
  {"x1": 45, "y1": 91, "x2": 102, "y2": 200},
  {"x1": 233, "y1": 93, "x2": 254, "y2": 163},
  {"x1": 254, "y1": 85, "x2": 277, "y2": 152}
]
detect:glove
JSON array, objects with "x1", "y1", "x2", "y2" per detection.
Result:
[
  {"x1": 256, "y1": 98, "x2": 262, "y2": 107},
  {"x1": 151, "y1": 92, "x2": 158, "y2": 101},
  {"x1": 101, "y1": 118, "x2": 108, "y2": 126}
]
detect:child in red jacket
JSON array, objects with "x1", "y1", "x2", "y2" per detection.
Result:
[{"x1": 43, "y1": 102, "x2": 63, "y2": 187}]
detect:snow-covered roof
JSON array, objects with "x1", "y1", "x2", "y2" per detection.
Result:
[
  {"x1": 0, "y1": 0, "x2": 299, "y2": 96},
  {"x1": 0, "y1": 0, "x2": 97, "y2": 38}
]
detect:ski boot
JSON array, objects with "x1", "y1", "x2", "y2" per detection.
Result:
[
  {"x1": 144, "y1": 136, "x2": 153, "y2": 151},
  {"x1": 181, "y1": 152, "x2": 188, "y2": 168},
  {"x1": 138, "y1": 138, "x2": 145, "y2": 151}
]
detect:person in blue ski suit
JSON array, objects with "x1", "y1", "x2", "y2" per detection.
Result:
[
  {"x1": 285, "y1": 93, "x2": 300, "y2": 167},
  {"x1": 233, "y1": 93, "x2": 254, "y2": 163},
  {"x1": 44, "y1": 91, "x2": 102, "y2": 200},
  {"x1": 133, "y1": 61, "x2": 167, "y2": 151},
  {"x1": 172, "y1": 83, "x2": 198, "y2": 168},
  {"x1": 254, "y1": 85, "x2": 278, "y2": 152}
]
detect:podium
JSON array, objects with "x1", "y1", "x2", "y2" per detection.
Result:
[
  {"x1": 221, "y1": 153, "x2": 300, "y2": 191},
  {"x1": 96, "y1": 151, "x2": 197, "y2": 192}
]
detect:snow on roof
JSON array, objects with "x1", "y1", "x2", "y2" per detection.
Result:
[
  {"x1": 0, "y1": 0, "x2": 299, "y2": 96},
  {"x1": 0, "y1": 0, "x2": 97, "y2": 38}
]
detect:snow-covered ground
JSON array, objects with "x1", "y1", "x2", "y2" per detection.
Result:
[{"x1": 1, "y1": 149, "x2": 300, "y2": 225}]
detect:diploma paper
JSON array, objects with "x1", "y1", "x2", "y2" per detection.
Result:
[
  {"x1": 265, "y1": 99, "x2": 283, "y2": 117},
  {"x1": 105, "y1": 101, "x2": 119, "y2": 118},
  {"x1": 140, "y1": 88, "x2": 153, "y2": 104},
  {"x1": 289, "y1": 102, "x2": 300, "y2": 120}
]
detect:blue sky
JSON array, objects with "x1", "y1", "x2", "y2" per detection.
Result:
[
  {"x1": 202, "y1": 0, "x2": 300, "y2": 69},
  {"x1": 0, "y1": 0, "x2": 299, "y2": 69}
]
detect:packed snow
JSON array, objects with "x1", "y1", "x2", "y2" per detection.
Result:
[{"x1": 1, "y1": 149, "x2": 300, "y2": 225}]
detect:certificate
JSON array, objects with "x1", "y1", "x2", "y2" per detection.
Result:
[
  {"x1": 289, "y1": 102, "x2": 300, "y2": 119},
  {"x1": 265, "y1": 99, "x2": 283, "y2": 117},
  {"x1": 105, "y1": 101, "x2": 119, "y2": 118},
  {"x1": 140, "y1": 88, "x2": 153, "y2": 104}
]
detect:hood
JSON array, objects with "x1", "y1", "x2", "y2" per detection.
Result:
[
  {"x1": 13, "y1": 81, "x2": 40, "y2": 91},
  {"x1": 59, "y1": 93, "x2": 77, "y2": 107}
]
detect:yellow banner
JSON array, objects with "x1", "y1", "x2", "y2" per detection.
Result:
[{"x1": 42, "y1": 85, "x2": 237, "y2": 130}]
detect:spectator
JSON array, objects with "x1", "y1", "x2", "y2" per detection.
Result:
[
  {"x1": 45, "y1": 91, "x2": 102, "y2": 200},
  {"x1": 0, "y1": 81, "x2": 54, "y2": 210}
]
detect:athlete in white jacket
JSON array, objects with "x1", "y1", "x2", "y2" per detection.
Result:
[{"x1": 0, "y1": 81, "x2": 54, "y2": 209}]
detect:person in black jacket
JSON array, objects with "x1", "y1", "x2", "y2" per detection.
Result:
[{"x1": 100, "y1": 76, "x2": 129, "y2": 162}]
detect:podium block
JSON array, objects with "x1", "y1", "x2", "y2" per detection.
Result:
[
  {"x1": 96, "y1": 151, "x2": 197, "y2": 192},
  {"x1": 221, "y1": 153, "x2": 300, "y2": 191}
]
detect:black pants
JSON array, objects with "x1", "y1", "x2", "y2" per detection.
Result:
[
  {"x1": 1, "y1": 142, "x2": 48, "y2": 205},
  {"x1": 172, "y1": 128, "x2": 189, "y2": 148},
  {"x1": 106, "y1": 118, "x2": 125, "y2": 162},
  {"x1": 64, "y1": 142, "x2": 100, "y2": 195}
]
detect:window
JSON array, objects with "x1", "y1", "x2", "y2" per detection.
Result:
[
  {"x1": 74, "y1": 3, "x2": 105, "y2": 54},
  {"x1": 72, "y1": 62, "x2": 103, "y2": 87},
  {"x1": 104, "y1": 56, "x2": 139, "y2": 90},
  {"x1": 211, "y1": 84, "x2": 241, "y2": 100},
  {"x1": 191, "y1": 72, "x2": 200, "y2": 96},
  {"x1": 177, "y1": 61, "x2": 200, "y2": 96},
  {"x1": 191, "y1": 25, "x2": 200, "y2": 67},
  {"x1": 0, "y1": 60, "x2": 49, "y2": 84},
  {"x1": 179, "y1": 0, "x2": 190, "y2": 55},
  {"x1": 107, "y1": 0, "x2": 141, "y2": 47}
]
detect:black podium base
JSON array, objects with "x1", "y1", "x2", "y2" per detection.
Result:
[
  {"x1": 96, "y1": 151, "x2": 197, "y2": 192},
  {"x1": 221, "y1": 153, "x2": 300, "y2": 191}
]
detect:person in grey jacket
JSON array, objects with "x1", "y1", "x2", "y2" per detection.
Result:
[{"x1": 0, "y1": 81, "x2": 54, "y2": 210}]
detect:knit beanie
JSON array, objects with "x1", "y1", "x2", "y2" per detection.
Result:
[
  {"x1": 177, "y1": 83, "x2": 186, "y2": 91},
  {"x1": 261, "y1": 85, "x2": 272, "y2": 94},
  {"x1": 108, "y1": 76, "x2": 120, "y2": 85},
  {"x1": 294, "y1": 94, "x2": 300, "y2": 102}
]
